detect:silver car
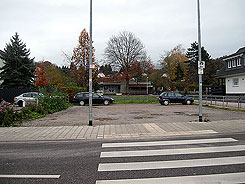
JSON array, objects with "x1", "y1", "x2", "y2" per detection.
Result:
[{"x1": 14, "y1": 92, "x2": 43, "y2": 107}]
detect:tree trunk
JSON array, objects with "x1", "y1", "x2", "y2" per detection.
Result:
[{"x1": 125, "y1": 78, "x2": 129, "y2": 95}]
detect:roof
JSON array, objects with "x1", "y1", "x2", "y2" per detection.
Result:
[
  {"x1": 236, "y1": 47, "x2": 245, "y2": 54},
  {"x1": 222, "y1": 47, "x2": 245, "y2": 60},
  {"x1": 216, "y1": 67, "x2": 245, "y2": 78},
  {"x1": 216, "y1": 47, "x2": 245, "y2": 78}
]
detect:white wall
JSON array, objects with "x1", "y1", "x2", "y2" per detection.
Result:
[{"x1": 226, "y1": 74, "x2": 245, "y2": 94}]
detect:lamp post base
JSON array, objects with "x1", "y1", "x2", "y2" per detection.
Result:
[
  {"x1": 89, "y1": 120, "x2": 92, "y2": 126},
  {"x1": 199, "y1": 116, "x2": 202, "y2": 122}
]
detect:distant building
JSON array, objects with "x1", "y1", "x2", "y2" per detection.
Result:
[
  {"x1": 216, "y1": 47, "x2": 245, "y2": 95},
  {"x1": 98, "y1": 77, "x2": 153, "y2": 95}
]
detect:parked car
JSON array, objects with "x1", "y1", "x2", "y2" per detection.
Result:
[
  {"x1": 14, "y1": 92, "x2": 43, "y2": 107},
  {"x1": 73, "y1": 92, "x2": 115, "y2": 106},
  {"x1": 159, "y1": 91, "x2": 194, "y2": 106}
]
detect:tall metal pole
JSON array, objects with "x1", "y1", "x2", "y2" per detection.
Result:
[
  {"x1": 197, "y1": 0, "x2": 203, "y2": 122},
  {"x1": 88, "y1": 0, "x2": 93, "y2": 126},
  {"x1": 147, "y1": 76, "x2": 149, "y2": 102},
  {"x1": 146, "y1": 76, "x2": 148, "y2": 95}
]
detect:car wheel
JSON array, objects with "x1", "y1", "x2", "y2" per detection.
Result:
[
  {"x1": 17, "y1": 100, "x2": 23, "y2": 107},
  {"x1": 163, "y1": 100, "x2": 169, "y2": 106},
  {"x1": 186, "y1": 100, "x2": 192, "y2": 105},
  {"x1": 79, "y1": 101, "x2": 85, "y2": 106},
  {"x1": 104, "y1": 100, "x2": 110, "y2": 105}
]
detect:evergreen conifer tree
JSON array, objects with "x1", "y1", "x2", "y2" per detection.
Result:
[
  {"x1": 0, "y1": 33, "x2": 35, "y2": 88},
  {"x1": 186, "y1": 42, "x2": 211, "y2": 84}
]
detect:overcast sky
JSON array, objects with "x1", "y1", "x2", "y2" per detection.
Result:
[{"x1": 1, "y1": 0, "x2": 244, "y2": 66}]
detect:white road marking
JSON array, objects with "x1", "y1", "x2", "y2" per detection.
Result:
[
  {"x1": 101, "y1": 144, "x2": 245, "y2": 158},
  {"x1": 96, "y1": 172, "x2": 245, "y2": 184},
  {"x1": 102, "y1": 138, "x2": 237, "y2": 148},
  {"x1": 0, "y1": 175, "x2": 60, "y2": 179},
  {"x1": 98, "y1": 156, "x2": 245, "y2": 171}
]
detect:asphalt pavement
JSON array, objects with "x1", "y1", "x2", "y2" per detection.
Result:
[{"x1": 1, "y1": 134, "x2": 245, "y2": 184}]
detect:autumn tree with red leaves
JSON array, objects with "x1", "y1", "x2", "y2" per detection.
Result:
[
  {"x1": 35, "y1": 63, "x2": 48, "y2": 88},
  {"x1": 71, "y1": 28, "x2": 99, "y2": 89}
]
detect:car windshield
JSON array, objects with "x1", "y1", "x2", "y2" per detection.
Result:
[
  {"x1": 92, "y1": 93, "x2": 101, "y2": 98},
  {"x1": 23, "y1": 93, "x2": 32, "y2": 97},
  {"x1": 160, "y1": 92, "x2": 167, "y2": 97},
  {"x1": 32, "y1": 93, "x2": 42, "y2": 98}
]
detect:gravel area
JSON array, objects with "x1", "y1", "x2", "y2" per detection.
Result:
[{"x1": 22, "y1": 104, "x2": 245, "y2": 127}]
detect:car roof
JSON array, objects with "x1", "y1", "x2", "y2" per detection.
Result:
[
  {"x1": 79, "y1": 92, "x2": 97, "y2": 94},
  {"x1": 160, "y1": 91, "x2": 182, "y2": 95}
]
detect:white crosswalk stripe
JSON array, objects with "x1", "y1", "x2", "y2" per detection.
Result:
[
  {"x1": 98, "y1": 156, "x2": 245, "y2": 171},
  {"x1": 102, "y1": 138, "x2": 237, "y2": 148},
  {"x1": 96, "y1": 172, "x2": 245, "y2": 184},
  {"x1": 100, "y1": 144, "x2": 245, "y2": 158},
  {"x1": 96, "y1": 137, "x2": 245, "y2": 184}
]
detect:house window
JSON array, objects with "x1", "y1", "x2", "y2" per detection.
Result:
[
  {"x1": 233, "y1": 78, "x2": 239, "y2": 87},
  {"x1": 237, "y1": 58, "x2": 241, "y2": 66},
  {"x1": 227, "y1": 60, "x2": 231, "y2": 68},
  {"x1": 232, "y1": 59, "x2": 236, "y2": 67}
]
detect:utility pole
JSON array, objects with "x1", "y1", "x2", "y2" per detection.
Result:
[
  {"x1": 88, "y1": 0, "x2": 93, "y2": 126},
  {"x1": 197, "y1": 0, "x2": 204, "y2": 122}
]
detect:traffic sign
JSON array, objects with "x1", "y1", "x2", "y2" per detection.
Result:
[
  {"x1": 89, "y1": 64, "x2": 96, "y2": 69},
  {"x1": 198, "y1": 61, "x2": 205, "y2": 68},
  {"x1": 198, "y1": 68, "x2": 203, "y2": 75}
]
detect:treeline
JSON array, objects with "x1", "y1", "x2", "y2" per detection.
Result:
[{"x1": 0, "y1": 30, "x2": 224, "y2": 95}]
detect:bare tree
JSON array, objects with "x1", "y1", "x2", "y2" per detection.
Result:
[{"x1": 104, "y1": 31, "x2": 147, "y2": 94}]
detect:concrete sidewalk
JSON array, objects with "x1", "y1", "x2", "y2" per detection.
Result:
[{"x1": 0, "y1": 119, "x2": 245, "y2": 142}]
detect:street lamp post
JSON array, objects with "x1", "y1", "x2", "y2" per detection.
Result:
[
  {"x1": 146, "y1": 76, "x2": 148, "y2": 95},
  {"x1": 88, "y1": 0, "x2": 93, "y2": 126},
  {"x1": 197, "y1": 0, "x2": 203, "y2": 122}
]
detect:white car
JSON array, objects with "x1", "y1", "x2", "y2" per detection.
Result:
[{"x1": 14, "y1": 92, "x2": 43, "y2": 107}]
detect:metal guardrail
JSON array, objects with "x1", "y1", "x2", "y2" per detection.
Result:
[
  {"x1": 190, "y1": 95, "x2": 245, "y2": 110},
  {"x1": 110, "y1": 94, "x2": 245, "y2": 110}
]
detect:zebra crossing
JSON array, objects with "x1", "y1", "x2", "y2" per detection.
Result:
[{"x1": 96, "y1": 137, "x2": 245, "y2": 184}]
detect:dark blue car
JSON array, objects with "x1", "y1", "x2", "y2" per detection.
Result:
[
  {"x1": 74, "y1": 92, "x2": 115, "y2": 106},
  {"x1": 159, "y1": 91, "x2": 194, "y2": 106}
]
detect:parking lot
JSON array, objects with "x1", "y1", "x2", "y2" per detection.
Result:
[{"x1": 23, "y1": 104, "x2": 245, "y2": 127}]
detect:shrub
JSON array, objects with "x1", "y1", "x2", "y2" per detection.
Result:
[
  {"x1": 39, "y1": 90, "x2": 71, "y2": 114},
  {"x1": 0, "y1": 103, "x2": 17, "y2": 127},
  {"x1": 20, "y1": 104, "x2": 47, "y2": 120}
]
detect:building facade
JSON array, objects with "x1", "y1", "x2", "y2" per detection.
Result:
[
  {"x1": 216, "y1": 47, "x2": 245, "y2": 95},
  {"x1": 98, "y1": 78, "x2": 153, "y2": 95}
]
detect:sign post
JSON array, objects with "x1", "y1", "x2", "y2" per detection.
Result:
[
  {"x1": 88, "y1": 0, "x2": 93, "y2": 126},
  {"x1": 197, "y1": 0, "x2": 203, "y2": 122}
]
